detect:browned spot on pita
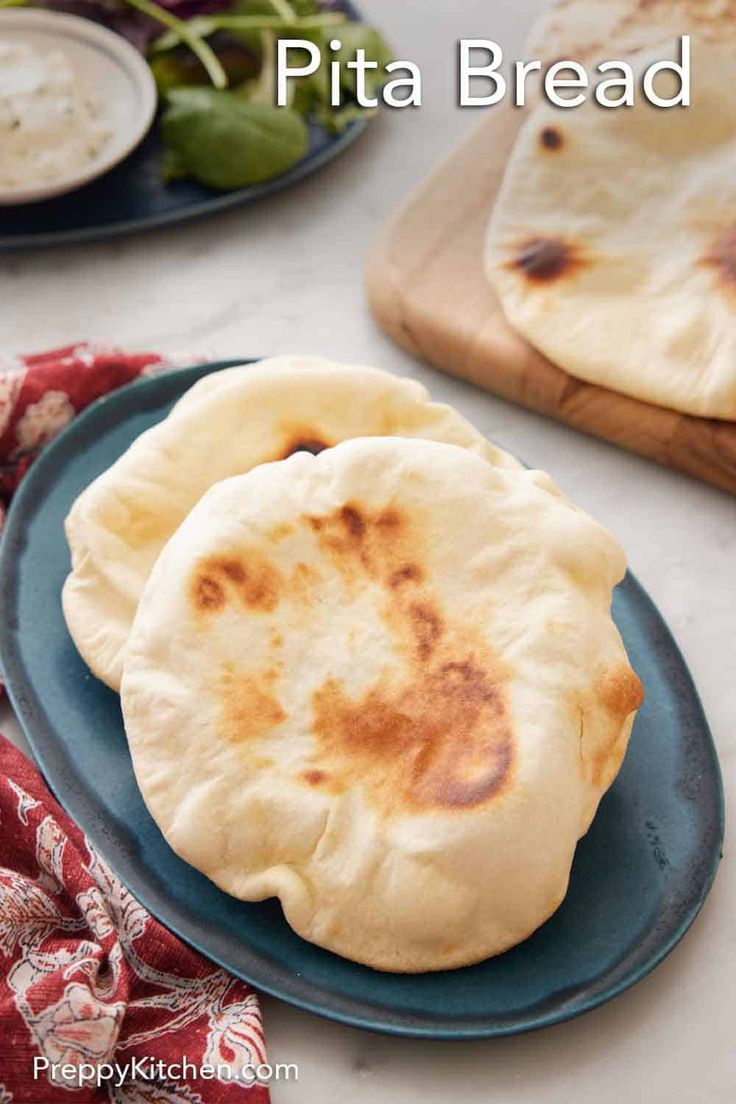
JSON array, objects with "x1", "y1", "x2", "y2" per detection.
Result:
[
  {"x1": 389, "y1": 563, "x2": 424, "y2": 588},
  {"x1": 306, "y1": 501, "x2": 406, "y2": 581},
  {"x1": 277, "y1": 423, "x2": 333, "y2": 461},
  {"x1": 221, "y1": 665, "x2": 286, "y2": 743},
  {"x1": 310, "y1": 652, "x2": 513, "y2": 814},
  {"x1": 595, "y1": 663, "x2": 644, "y2": 717},
  {"x1": 340, "y1": 504, "x2": 366, "y2": 539},
  {"x1": 702, "y1": 225, "x2": 736, "y2": 295},
  {"x1": 282, "y1": 436, "x2": 330, "y2": 459},
  {"x1": 192, "y1": 574, "x2": 226, "y2": 614},
  {"x1": 302, "y1": 769, "x2": 327, "y2": 786},
  {"x1": 510, "y1": 237, "x2": 585, "y2": 284},
  {"x1": 376, "y1": 508, "x2": 402, "y2": 532},
  {"x1": 191, "y1": 552, "x2": 283, "y2": 618},
  {"x1": 539, "y1": 126, "x2": 564, "y2": 151},
  {"x1": 300, "y1": 497, "x2": 515, "y2": 814},
  {"x1": 409, "y1": 602, "x2": 444, "y2": 660},
  {"x1": 219, "y1": 559, "x2": 247, "y2": 585}
]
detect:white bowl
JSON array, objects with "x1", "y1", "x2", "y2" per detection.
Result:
[{"x1": 0, "y1": 9, "x2": 157, "y2": 205}]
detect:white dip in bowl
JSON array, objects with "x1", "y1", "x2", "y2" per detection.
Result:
[{"x1": 0, "y1": 9, "x2": 157, "y2": 205}]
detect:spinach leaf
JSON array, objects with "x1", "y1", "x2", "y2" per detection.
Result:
[
  {"x1": 161, "y1": 88, "x2": 309, "y2": 189},
  {"x1": 330, "y1": 22, "x2": 393, "y2": 101}
]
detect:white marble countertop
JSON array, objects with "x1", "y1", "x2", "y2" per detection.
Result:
[{"x1": 1, "y1": 2, "x2": 734, "y2": 1100}]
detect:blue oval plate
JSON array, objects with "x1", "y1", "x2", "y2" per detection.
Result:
[
  {"x1": 0, "y1": 3, "x2": 366, "y2": 251},
  {"x1": 0, "y1": 361, "x2": 724, "y2": 1039}
]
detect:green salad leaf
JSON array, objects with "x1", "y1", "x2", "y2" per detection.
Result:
[
  {"x1": 147, "y1": 0, "x2": 392, "y2": 188},
  {"x1": 160, "y1": 87, "x2": 309, "y2": 189},
  {"x1": 329, "y1": 22, "x2": 394, "y2": 101},
  {"x1": 124, "y1": 0, "x2": 228, "y2": 88}
]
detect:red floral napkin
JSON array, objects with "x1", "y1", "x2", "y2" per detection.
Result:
[
  {"x1": 0, "y1": 738, "x2": 270, "y2": 1102},
  {"x1": 0, "y1": 342, "x2": 168, "y2": 530},
  {"x1": 0, "y1": 345, "x2": 271, "y2": 1102}
]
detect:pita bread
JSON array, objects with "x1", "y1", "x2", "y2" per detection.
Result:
[
  {"x1": 63, "y1": 357, "x2": 520, "y2": 691},
  {"x1": 485, "y1": 40, "x2": 736, "y2": 419},
  {"x1": 526, "y1": 0, "x2": 736, "y2": 66},
  {"x1": 121, "y1": 437, "x2": 642, "y2": 972}
]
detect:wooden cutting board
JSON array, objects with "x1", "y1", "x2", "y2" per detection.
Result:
[{"x1": 366, "y1": 106, "x2": 736, "y2": 495}]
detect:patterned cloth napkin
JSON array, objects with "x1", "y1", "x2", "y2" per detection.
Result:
[
  {"x1": 0, "y1": 738, "x2": 270, "y2": 1103},
  {"x1": 0, "y1": 345, "x2": 270, "y2": 1102},
  {"x1": 0, "y1": 342, "x2": 166, "y2": 531}
]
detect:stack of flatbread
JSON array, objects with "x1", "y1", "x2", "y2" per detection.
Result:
[
  {"x1": 484, "y1": 1, "x2": 736, "y2": 421},
  {"x1": 63, "y1": 356, "x2": 643, "y2": 972}
]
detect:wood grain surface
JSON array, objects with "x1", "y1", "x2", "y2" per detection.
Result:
[{"x1": 366, "y1": 106, "x2": 736, "y2": 495}]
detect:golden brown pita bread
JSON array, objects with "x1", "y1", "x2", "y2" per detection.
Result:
[
  {"x1": 63, "y1": 357, "x2": 520, "y2": 691},
  {"x1": 122, "y1": 437, "x2": 642, "y2": 972},
  {"x1": 485, "y1": 40, "x2": 736, "y2": 419}
]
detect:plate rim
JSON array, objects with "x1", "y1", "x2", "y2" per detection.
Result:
[
  {"x1": 0, "y1": 360, "x2": 725, "y2": 1039},
  {"x1": 0, "y1": 119, "x2": 368, "y2": 250}
]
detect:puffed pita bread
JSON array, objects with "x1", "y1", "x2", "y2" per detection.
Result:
[
  {"x1": 485, "y1": 40, "x2": 736, "y2": 419},
  {"x1": 121, "y1": 437, "x2": 643, "y2": 973},
  {"x1": 63, "y1": 357, "x2": 520, "y2": 691},
  {"x1": 526, "y1": 0, "x2": 736, "y2": 66}
]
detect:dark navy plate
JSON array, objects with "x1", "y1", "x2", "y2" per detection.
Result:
[
  {"x1": 0, "y1": 361, "x2": 724, "y2": 1038},
  {"x1": 0, "y1": 3, "x2": 366, "y2": 251}
]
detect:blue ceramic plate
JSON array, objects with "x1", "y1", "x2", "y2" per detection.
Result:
[
  {"x1": 0, "y1": 3, "x2": 366, "y2": 251},
  {"x1": 0, "y1": 361, "x2": 724, "y2": 1039}
]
